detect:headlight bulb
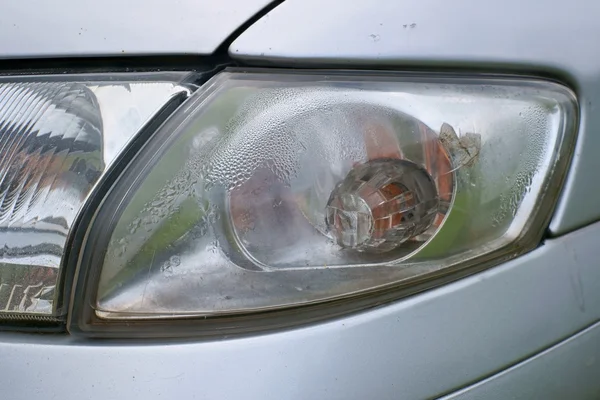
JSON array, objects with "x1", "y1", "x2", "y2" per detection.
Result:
[{"x1": 325, "y1": 159, "x2": 439, "y2": 253}]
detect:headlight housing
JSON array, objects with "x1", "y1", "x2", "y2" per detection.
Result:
[{"x1": 66, "y1": 70, "x2": 577, "y2": 337}]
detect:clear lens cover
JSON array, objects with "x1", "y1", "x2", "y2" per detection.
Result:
[
  {"x1": 73, "y1": 71, "x2": 576, "y2": 329},
  {"x1": 0, "y1": 73, "x2": 193, "y2": 320}
]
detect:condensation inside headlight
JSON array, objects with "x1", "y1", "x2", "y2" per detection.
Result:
[
  {"x1": 0, "y1": 73, "x2": 193, "y2": 319},
  {"x1": 76, "y1": 71, "x2": 576, "y2": 322}
]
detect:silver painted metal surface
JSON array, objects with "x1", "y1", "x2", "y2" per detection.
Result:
[
  {"x1": 230, "y1": 0, "x2": 600, "y2": 235},
  {"x1": 0, "y1": 0, "x2": 274, "y2": 58},
  {"x1": 444, "y1": 320, "x2": 600, "y2": 400},
  {"x1": 3, "y1": 220, "x2": 600, "y2": 399}
]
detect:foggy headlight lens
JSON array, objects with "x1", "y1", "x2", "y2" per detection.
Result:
[{"x1": 71, "y1": 71, "x2": 576, "y2": 334}]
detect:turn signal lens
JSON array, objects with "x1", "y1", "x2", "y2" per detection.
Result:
[{"x1": 70, "y1": 70, "x2": 576, "y2": 336}]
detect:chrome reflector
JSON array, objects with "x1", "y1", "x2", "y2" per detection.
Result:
[{"x1": 0, "y1": 73, "x2": 192, "y2": 320}]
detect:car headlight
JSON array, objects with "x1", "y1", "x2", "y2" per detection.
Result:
[
  {"x1": 0, "y1": 73, "x2": 194, "y2": 322},
  {"x1": 63, "y1": 70, "x2": 576, "y2": 337}
]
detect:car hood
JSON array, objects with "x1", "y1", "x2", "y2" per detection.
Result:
[{"x1": 0, "y1": 0, "x2": 275, "y2": 59}]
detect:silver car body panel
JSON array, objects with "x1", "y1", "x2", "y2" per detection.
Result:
[
  {"x1": 0, "y1": 0, "x2": 274, "y2": 58},
  {"x1": 2, "y1": 220, "x2": 600, "y2": 399},
  {"x1": 445, "y1": 319, "x2": 600, "y2": 399},
  {"x1": 230, "y1": 0, "x2": 600, "y2": 235}
]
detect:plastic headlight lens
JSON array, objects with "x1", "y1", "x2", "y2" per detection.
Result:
[
  {"x1": 72, "y1": 71, "x2": 576, "y2": 333},
  {"x1": 0, "y1": 73, "x2": 192, "y2": 320}
]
